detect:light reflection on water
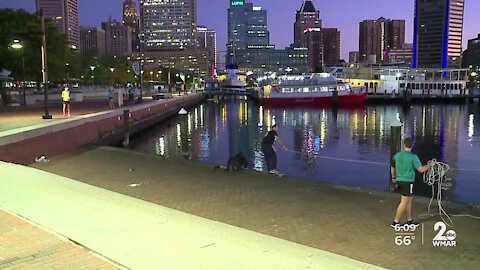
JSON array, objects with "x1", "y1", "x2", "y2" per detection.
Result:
[{"x1": 129, "y1": 98, "x2": 480, "y2": 205}]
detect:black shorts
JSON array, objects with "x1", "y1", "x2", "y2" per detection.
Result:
[
  {"x1": 63, "y1": 101, "x2": 70, "y2": 105},
  {"x1": 397, "y1": 182, "x2": 414, "y2": 197}
]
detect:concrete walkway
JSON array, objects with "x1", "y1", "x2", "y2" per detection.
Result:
[{"x1": 0, "y1": 161, "x2": 384, "y2": 270}]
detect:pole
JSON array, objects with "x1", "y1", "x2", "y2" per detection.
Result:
[
  {"x1": 37, "y1": 1, "x2": 51, "y2": 119},
  {"x1": 168, "y1": 67, "x2": 171, "y2": 93},
  {"x1": 21, "y1": 48, "x2": 26, "y2": 106},
  {"x1": 140, "y1": 57, "x2": 143, "y2": 103},
  {"x1": 390, "y1": 125, "x2": 402, "y2": 192},
  {"x1": 123, "y1": 109, "x2": 130, "y2": 147}
]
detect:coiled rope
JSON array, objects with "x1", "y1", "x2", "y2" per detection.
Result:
[{"x1": 419, "y1": 159, "x2": 480, "y2": 227}]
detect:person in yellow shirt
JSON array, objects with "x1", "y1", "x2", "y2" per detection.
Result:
[{"x1": 61, "y1": 86, "x2": 71, "y2": 116}]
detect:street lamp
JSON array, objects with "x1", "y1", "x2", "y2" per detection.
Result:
[
  {"x1": 65, "y1": 62, "x2": 70, "y2": 83},
  {"x1": 90, "y1": 65, "x2": 95, "y2": 87},
  {"x1": 110, "y1": 67, "x2": 115, "y2": 84},
  {"x1": 150, "y1": 71, "x2": 153, "y2": 81},
  {"x1": 10, "y1": 39, "x2": 26, "y2": 105}
]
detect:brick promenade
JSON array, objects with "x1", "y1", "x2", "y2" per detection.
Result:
[
  {"x1": 0, "y1": 210, "x2": 122, "y2": 270},
  {"x1": 32, "y1": 146, "x2": 480, "y2": 270}
]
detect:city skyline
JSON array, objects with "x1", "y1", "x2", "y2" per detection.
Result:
[{"x1": 0, "y1": 0, "x2": 478, "y2": 61}]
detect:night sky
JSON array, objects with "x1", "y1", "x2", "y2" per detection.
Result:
[{"x1": 1, "y1": 0, "x2": 478, "y2": 61}]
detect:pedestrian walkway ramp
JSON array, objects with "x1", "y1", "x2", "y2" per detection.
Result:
[{"x1": 0, "y1": 161, "x2": 385, "y2": 270}]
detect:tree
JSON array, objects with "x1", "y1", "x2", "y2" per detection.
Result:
[{"x1": 0, "y1": 9, "x2": 71, "y2": 89}]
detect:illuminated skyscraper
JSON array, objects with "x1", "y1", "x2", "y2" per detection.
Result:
[
  {"x1": 123, "y1": 0, "x2": 140, "y2": 51},
  {"x1": 294, "y1": 0, "x2": 321, "y2": 46},
  {"x1": 139, "y1": 0, "x2": 197, "y2": 51},
  {"x1": 359, "y1": 18, "x2": 405, "y2": 63},
  {"x1": 413, "y1": 0, "x2": 465, "y2": 68},
  {"x1": 197, "y1": 26, "x2": 217, "y2": 69},
  {"x1": 38, "y1": 0, "x2": 80, "y2": 50}
]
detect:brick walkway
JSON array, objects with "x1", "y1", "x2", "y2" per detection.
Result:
[{"x1": 0, "y1": 210, "x2": 123, "y2": 270}]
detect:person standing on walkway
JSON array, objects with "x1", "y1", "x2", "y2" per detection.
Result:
[
  {"x1": 61, "y1": 86, "x2": 71, "y2": 117},
  {"x1": 390, "y1": 137, "x2": 435, "y2": 228},
  {"x1": 108, "y1": 88, "x2": 115, "y2": 109},
  {"x1": 261, "y1": 124, "x2": 287, "y2": 175}
]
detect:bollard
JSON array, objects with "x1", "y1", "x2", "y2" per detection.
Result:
[
  {"x1": 390, "y1": 125, "x2": 402, "y2": 192},
  {"x1": 123, "y1": 109, "x2": 130, "y2": 147},
  {"x1": 332, "y1": 88, "x2": 338, "y2": 105}
]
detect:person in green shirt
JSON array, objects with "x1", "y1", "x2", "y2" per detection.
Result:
[{"x1": 390, "y1": 137, "x2": 435, "y2": 228}]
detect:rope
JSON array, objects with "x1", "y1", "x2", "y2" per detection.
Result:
[
  {"x1": 418, "y1": 159, "x2": 480, "y2": 227},
  {"x1": 285, "y1": 149, "x2": 389, "y2": 166}
]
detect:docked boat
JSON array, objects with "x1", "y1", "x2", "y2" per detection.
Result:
[{"x1": 262, "y1": 73, "x2": 367, "y2": 105}]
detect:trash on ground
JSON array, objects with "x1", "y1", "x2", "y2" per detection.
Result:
[
  {"x1": 128, "y1": 183, "x2": 142, "y2": 187},
  {"x1": 35, "y1": 156, "x2": 49, "y2": 163}
]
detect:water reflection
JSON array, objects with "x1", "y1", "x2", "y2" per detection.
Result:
[{"x1": 129, "y1": 99, "x2": 480, "y2": 204}]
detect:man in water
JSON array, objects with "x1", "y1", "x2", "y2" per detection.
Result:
[
  {"x1": 261, "y1": 124, "x2": 287, "y2": 175},
  {"x1": 391, "y1": 137, "x2": 435, "y2": 228}
]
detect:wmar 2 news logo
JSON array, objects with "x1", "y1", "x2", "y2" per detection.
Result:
[
  {"x1": 432, "y1": 221, "x2": 456, "y2": 247},
  {"x1": 394, "y1": 221, "x2": 456, "y2": 247}
]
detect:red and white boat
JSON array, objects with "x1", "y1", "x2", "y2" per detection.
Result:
[{"x1": 262, "y1": 73, "x2": 367, "y2": 105}]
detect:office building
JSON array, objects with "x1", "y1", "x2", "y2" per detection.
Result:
[
  {"x1": 80, "y1": 27, "x2": 106, "y2": 56},
  {"x1": 321, "y1": 28, "x2": 340, "y2": 66},
  {"x1": 388, "y1": 44, "x2": 413, "y2": 66},
  {"x1": 102, "y1": 20, "x2": 132, "y2": 55},
  {"x1": 197, "y1": 26, "x2": 217, "y2": 70},
  {"x1": 38, "y1": 0, "x2": 80, "y2": 50},
  {"x1": 413, "y1": 0, "x2": 465, "y2": 68},
  {"x1": 123, "y1": 0, "x2": 140, "y2": 51},
  {"x1": 294, "y1": 0, "x2": 321, "y2": 46},
  {"x1": 463, "y1": 34, "x2": 480, "y2": 68},
  {"x1": 359, "y1": 17, "x2": 405, "y2": 63},
  {"x1": 227, "y1": 0, "x2": 273, "y2": 59},
  {"x1": 139, "y1": 0, "x2": 196, "y2": 51}
]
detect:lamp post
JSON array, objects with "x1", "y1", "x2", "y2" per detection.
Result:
[
  {"x1": 11, "y1": 40, "x2": 26, "y2": 105},
  {"x1": 150, "y1": 71, "x2": 153, "y2": 81},
  {"x1": 90, "y1": 65, "x2": 95, "y2": 88},
  {"x1": 110, "y1": 67, "x2": 115, "y2": 85},
  {"x1": 36, "y1": 0, "x2": 51, "y2": 119},
  {"x1": 65, "y1": 62, "x2": 70, "y2": 84}
]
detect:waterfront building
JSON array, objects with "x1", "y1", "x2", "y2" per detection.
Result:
[
  {"x1": 462, "y1": 34, "x2": 480, "y2": 68},
  {"x1": 294, "y1": 0, "x2": 321, "y2": 46},
  {"x1": 388, "y1": 43, "x2": 413, "y2": 66},
  {"x1": 349, "y1": 51, "x2": 360, "y2": 63},
  {"x1": 123, "y1": 0, "x2": 140, "y2": 52},
  {"x1": 102, "y1": 20, "x2": 132, "y2": 56},
  {"x1": 359, "y1": 17, "x2": 405, "y2": 63},
  {"x1": 197, "y1": 26, "x2": 217, "y2": 71},
  {"x1": 413, "y1": 0, "x2": 465, "y2": 68},
  {"x1": 321, "y1": 28, "x2": 340, "y2": 66},
  {"x1": 139, "y1": 0, "x2": 197, "y2": 51},
  {"x1": 38, "y1": 0, "x2": 80, "y2": 50},
  {"x1": 234, "y1": 47, "x2": 309, "y2": 73},
  {"x1": 143, "y1": 48, "x2": 212, "y2": 77},
  {"x1": 329, "y1": 66, "x2": 468, "y2": 95},
  {"x1": 79, "y1": 27, "x2": 106, "y2": 56}
]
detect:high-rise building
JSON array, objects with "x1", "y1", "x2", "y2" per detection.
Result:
[
  {"x1": 227, "y1": 0, "x2": 307, "y2": 71},
  {"x1": 139, "y1": 0, "x2": 196, "y2": 51},
  {"x1": 80, "y1": 27, "x2": 106, "y2": 56},
  {"x1": 294, "y1": 0, "x2": 321, "y2": 46},
  {"x1": 197, "y1": 26, "x2": 217, "y2": 69},
  {"x1": 227, "y1": 0, "x2": 273, "y2": 60},
  {"x1": 359, "y1": 17, "x2": 405, "y2": 63},
  {"x1": 38, "y1": 0, "x2": 80, "y2": 50},
  {"x1": 102, "y1": 20, "x2": 132, "y2": 55},
  {"x1": 123, "y1": 0, "x2": 140, "y2": 52},
  {"x1": 303, "y1": 28, "x2": 322, "y2": 72},
  {"x1": 321, "y1": 28, "x2": 340, "y2": 66},
  {"x1": 413, "y1": 0, "x2": 465, "y2": 68},
  {"x1": 462, "y1": 34, "x2": 480, "y2": 68}
]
